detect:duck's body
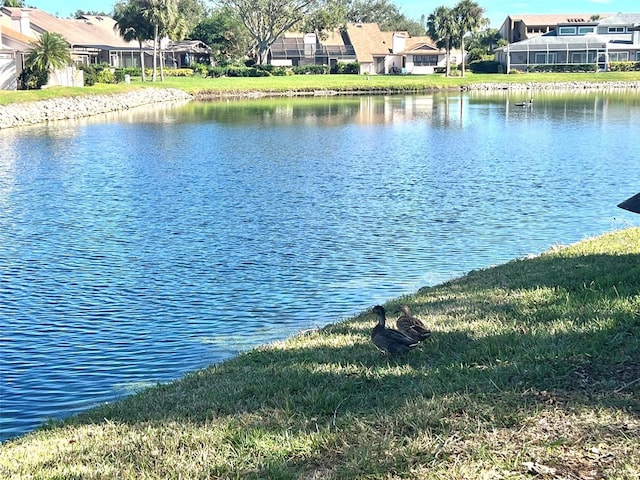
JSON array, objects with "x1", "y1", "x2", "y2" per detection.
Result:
[
  {"x1": 371, "y1": 305, "x2": 418, "y2": 355},
  {"x1": 395, "y1": 305, "x2": 431, "y2": 342}
]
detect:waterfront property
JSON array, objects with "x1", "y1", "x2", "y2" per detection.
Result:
[
  {"x1": 496, "y1": 12, "x2": 640, "y2": 71},
  {"x1": 269, "y1": 22, "x2": 463, "y2": 75}
]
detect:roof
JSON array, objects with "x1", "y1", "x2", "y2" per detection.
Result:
[
  {"x1": 404, "y1": 36, "x2": 439, "y2": 54},
  {"x1": 166, "y1": 40, "x2": 212, "y2": 54},
  {"x1": 1, "y1": 23, "x2": 33, "y2": 47},
  {"x1": 1, "y1": 7, "x2": 140, "y2": 49},
  {"x1": 345, "y1": 23, "x2": 389, "y2": 63},
  {"x1": 597, "y1": 13, "x2": 640, "y2": 25},
  {"x1": 504, "y1": 13, "x2": 611, "y2": 26}
]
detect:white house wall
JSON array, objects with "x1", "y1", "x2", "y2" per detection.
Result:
[{"x1": 0, "y1": 52, "x2": 17, "y2": 89}]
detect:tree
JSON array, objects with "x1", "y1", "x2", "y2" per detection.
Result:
[
  {"x1": 346, "y1": 0, "x2": 424, "y2": 34},
  {"x1": 453, "y1": 0, "x2": 487, "y2": 76},
  {"x1": 73, "y1": 9, "x2": 110, "y2": 18},
  {"x1": 170, "y1": 0, "x2": 206, "y2": 39},
  {"x1": 302, "y1": 0, "x2": 348, "y2": 38},
  {"x1": 113, "y1": 0, "x2": 154, "y2": 81},
  {"x1": 465, "y1": 27, "x2": 506, "y2": 62},
  {"x1": 220, "y1": 0, "x2": 320, "y2": 65},
  {"x1": 426, "y1": 6, "x2": 457, "y2": 77},
  {"x1": 3, "y1": 0, "x2": 25, "y2": 7},
  {"x1": 22, "y1": 31, "x2": 71, "y2": 89},
  {"x1": 189, "y1": 7, "x2": 252, "y2": 64}
]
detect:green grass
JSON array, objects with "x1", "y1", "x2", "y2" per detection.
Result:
[
  {"x1": 2, "y1": 71, "x2": 640, "y2": 104},
  {"x1": 1, "y1": 228, "x2": 639, "y2": 479}
]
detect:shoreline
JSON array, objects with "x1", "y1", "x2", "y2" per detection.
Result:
[{"x1": 0, "y1": 80, "x2": 639, "y2": 129}]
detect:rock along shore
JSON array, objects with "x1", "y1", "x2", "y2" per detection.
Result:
[
  {"x1": 0, "y1": 88, "x2": 192, "y2": 130},
  {"x1": 1, "y1": 81, "x2": 638, "y2": 129}
]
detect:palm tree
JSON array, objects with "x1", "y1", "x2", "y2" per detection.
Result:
[
  {"x1": 426, "y1": 6, "x2": 457, "y2": 77},
  {"x1": 140, "y1": 0, "x2": 178, "y2": 81},
  {"x1": 113, "y1": 0, "x2": 154, "y2": 82},
  {"x1": 454, "y1": 0, "x2": 487, "y2": 77},
  {"x1": 24, "y1": 31, "x2": 71, "y2": 88}
]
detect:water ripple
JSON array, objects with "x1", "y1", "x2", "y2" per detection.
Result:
[{"x1": 1, "y1": 93, "x2": 639, "y2": 441}]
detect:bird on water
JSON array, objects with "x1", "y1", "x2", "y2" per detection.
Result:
[{"x1": 370, "y1": 305, "x2": 418, "y2": 355}]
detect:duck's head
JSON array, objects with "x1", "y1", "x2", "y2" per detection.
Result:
[
  {"x1": 396, "y1": 305, "x2": 411, "y2": 315},
  {"x1": 371, "y1": 305, "x2": 386, "y2": 324}
]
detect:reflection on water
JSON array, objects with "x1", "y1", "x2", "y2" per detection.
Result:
[{"x1": 0, "y1": 92, "x2": 638, "y2": 441}]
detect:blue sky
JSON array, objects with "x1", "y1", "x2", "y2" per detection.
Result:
[{"x1": 26, "y1": 0, "x2": 640, "y2": 28}]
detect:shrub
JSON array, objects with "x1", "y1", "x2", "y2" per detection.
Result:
[
  {"x1": 113, "y1": 68, "x2": 126, "y2": 83},
  {"x1": 331, "y1": 61, "x2": 360, "y2": 74},
  {"x1": 96, "y1": 68, "x2": 116, "y2": 84},
  {"x1": 609, "y1": 61, "x2": 640, "y2": 72},
  {"x1": 164, "y1": 68, "x2": 195, "y2": 77},
  {"x1": 19, "y1": 66, "x2": 49, "y2": 89},
  {"x1": 191, "y1": 62, "x2": 208, "y2": 76},
  {"x1": 77, "y1": 64, "x2": 97, "y2": 86},
  {"x1": 468, "y1": 60, "x2": 501, "y2": 73},
  {"x1": 526, "y1": 63, "x2": 597, "y2": 73},
  {"x1": 291, "y1": 64, "x2": 329, "y2": 75}
]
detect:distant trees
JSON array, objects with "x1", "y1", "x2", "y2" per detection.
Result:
[
  {"x1": 72, "y1": 10, "x2": 111, "y2": 18},
  {"x1": 189, "y1": 7, "x2": 252, "y2": 65},
  {"x1": 425, "y1": 0, "x2": 489, "y2": 76},
  {"x1": 219, "y1": 0, "x2": 321, "y2": 65}
]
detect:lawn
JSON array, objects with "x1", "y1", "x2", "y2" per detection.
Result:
[
  {"x1": 1, "y1": 228, "x2": 638, "y2": 479},
  {"x1": 1, "y1": 71, "x2": 640, "y2": 105}
]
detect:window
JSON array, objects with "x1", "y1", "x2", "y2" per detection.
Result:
[
  {"x1": 413, "y1": 55, "x2": 438, "y2": 66},
  {"x1": 534, "y1": 52, "x2": 557, "y2": 64},
  {"x1": 608, "y1": 27, "x2": 625, "y2": 33},
  {"x1": 637, "y1": 51, "x2": 640, "y2": 61},
  {"x1": 571, "y1": 52, "x2": 587, "y2": 63},
  {"x1": 578, "y1": 26, "x2": 595, "y2": 35},
  {"x1": 570, "y1": 52, "x2": 596, "y2": 63},
  {"x1": 559, "y1": 26, "x2": 577, "y2": 35},
  {"x1": 609, "y1": 52, "x2": 629, "y2": 61}
]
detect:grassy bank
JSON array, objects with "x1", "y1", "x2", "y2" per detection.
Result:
[
  {"x1": 1, "y1": 228, "x2": 638, "y2": 479},
  {"x1": 2, "y1": 71, "x2": 640, "y2": 105}
]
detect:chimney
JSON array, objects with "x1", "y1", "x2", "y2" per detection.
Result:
[{"x1": 11, "y1": 9, "x2": 31, "y2": 36}]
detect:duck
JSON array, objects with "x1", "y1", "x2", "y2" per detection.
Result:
[
  {"x1": 395, "y1": 305, "x2": 431, "y2": 342},
  {"x1": 370, "y1": 305, "x2": 418, "y2": 355},
  {"x1": 515, "y1": 98, "x2": 533, "y2": 107}
]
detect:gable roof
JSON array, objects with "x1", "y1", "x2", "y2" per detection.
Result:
[
  {"x1": 404, "y1": 36, "x2": 439, "y2": 54},
  {"x1": 345, "y1": 23, "x2": 389, "y2": 63}
]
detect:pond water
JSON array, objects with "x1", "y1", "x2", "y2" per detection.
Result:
[{"x1": 1, "y1": 90, "x2": 639, "y2": 441}]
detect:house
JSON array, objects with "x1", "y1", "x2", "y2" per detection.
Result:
[
  {"x1": 495, "y1": 12, "x2": 640, "y2": 72},
  {"x1": 269, "y1": 30, "x2": 357, "y2": 68},
  {"x1": 498, "y1": 13, "x2": 604, "y2": 44},
  {"x1": 0, "y1": 19, "x2": 32, "y2": 89},
  {"x1": 345, "y1": 23, "x2": 462, "y2": 75},
  {"x1": 269, "y1": 23, "x2": 462, "y2": 75},
  {"x1": 0, "y1": 7, "x2": 153, "y2": 70},
  {"x1": 0, "y1": 7, "x2": 213, "y2": 89}
]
